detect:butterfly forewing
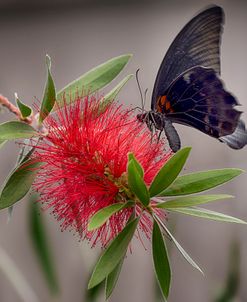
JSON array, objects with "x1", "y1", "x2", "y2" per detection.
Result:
[{"x1": 151, "y1": 6, "x2": 224, "y2": 109}]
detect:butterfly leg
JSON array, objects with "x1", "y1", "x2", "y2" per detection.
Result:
[
  {"x1": 143, "y1": 112, "x2": 152, "y2": 132},
  {"x1": 158, "y1": 130, "x2": 162, "y2": 141}
]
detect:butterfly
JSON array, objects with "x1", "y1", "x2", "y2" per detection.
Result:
[{"x1": 137, "y1": 5, "x2": 247, "y2": 152}]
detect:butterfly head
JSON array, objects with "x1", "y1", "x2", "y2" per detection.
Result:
[
  {"x1": 137, "y1": 111, "x2": 165, "y2": 132},
  {"x1": 136, "y1": 112, "x2": 153, "y2": 131}
]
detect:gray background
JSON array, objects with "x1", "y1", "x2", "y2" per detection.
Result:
[{"x1": 0, "y1": 0, "x2": 247, "y2": 301}]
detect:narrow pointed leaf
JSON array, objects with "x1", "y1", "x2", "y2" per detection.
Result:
[
  {"x1": 170, "y1": 207, "x2": 247, "y2": 224},
  {"x1": 56, "y1": 54, "x2": 132, "y2": 103},
  {"x1": 155, "y1": 215, "x2": 203, "y2": 274},
  {"x1": 128, "y1": 159, "x2": 149, "y2": 206},
  {"x1": 160, "y1": 169, "x2": 243, "y2": 196},
  {"x1": 0, "y1": 160, "x2": 42, "y2": 209},
  {"x1": 15, "y1": 93, "x2": 32, "y2": 118},
  {"x1": 149, "y1": 147, "x2": 191, "y2": 197},
  {"x1": 128, "y1": 153, "x2": 144, "y2": 178},
  {"x1": 98, "y1": 74, "x2": 133, "y2": 114},
  {"x1": 1, "y1": 142, "x2": 38, "y2": 210},
  {"x1": 105, "y1": 257, "x2": 124, "y2": 300},
  {"x1": 152, "y1": 220, "x2": 171, "y2": 299},
  {"x1": 0, "y1": 121, "x2": 38, "y2": 140},
  {"x1": 29, "y1": 197, "x2": 59, "y2": 294},
  {"x1": 39, "y1": 55, "x2": 56, "y2": 122},
  {"x1": 88, "y1": 218, "x2": 138, "y2": 289},
  {"x1": 88, "y1": 201, "x2": 134, "y2": 231},
  {"x1": 156, "y1": 194, "x2": 233, "y2": 209}
]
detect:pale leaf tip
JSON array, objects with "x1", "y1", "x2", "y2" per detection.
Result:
[
  {"x1": 119, "y1": 53, "x2": 133, "y2": 61},
  {"x1": 239, "y1": 219, "x2": 247, "y2": 225},
  {"x1": 183, "y1": 146, "x2": 192, "y2": 152},
  {"x1": 87, "y1": 277, "x2": 96, "y2": 290},
  {"x1": 194, "y1": 264, "x2": 204, "y2": 276},
  {"x1": 45, "y1": 54, "x2": 52, "y2": 69}
]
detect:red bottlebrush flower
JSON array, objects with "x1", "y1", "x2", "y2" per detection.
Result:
[{"x1": 32, "y1": 96, "x2": 172, "y2": 247}]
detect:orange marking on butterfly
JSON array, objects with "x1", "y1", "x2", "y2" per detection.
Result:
[{"x1": 156, "y1": 95, "x2": 173, "y2": 113}]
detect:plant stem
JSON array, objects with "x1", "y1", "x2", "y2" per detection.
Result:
[{"x1": 0, "y1": 94, "x2": 32, "y2": 123}]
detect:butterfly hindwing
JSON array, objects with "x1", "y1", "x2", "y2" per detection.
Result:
[
  {"x1": 156, "y1": 66, "x2": 241, "y2": 139},
  {"x1": 151, "y1": 6, "x2": 224, "y2": 110},
  {"x1": 219, "y1": 120, "x2": 247, "y2": 149}
]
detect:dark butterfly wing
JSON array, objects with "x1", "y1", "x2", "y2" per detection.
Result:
[
  {"x1": 160, "y1": 66, "x2": 242, "y2": 141},
  {"x1": 151, "y1": 5, "x2": 224, "y2": 110},
  {"x1": 219, "y1": 120, "x2": 247, "y2": 149}
]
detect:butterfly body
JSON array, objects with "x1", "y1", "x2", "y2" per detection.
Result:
[
  {"x1": 137, "y1": 111, "x2": 181, "y2": 151},
  {"x1": 138, "y1": 5, "x2": 247, "y2": 152}
]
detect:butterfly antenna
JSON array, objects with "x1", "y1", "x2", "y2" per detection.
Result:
[
  {"x1": 144, "y1": 88, "x2": 148, "y2": 108},
  {"x1": 136, "y1": 69, "x2": 145, "y2": 113},
  {"x1": 128, "y1": 106, "x2": 143, "y2": 112}
]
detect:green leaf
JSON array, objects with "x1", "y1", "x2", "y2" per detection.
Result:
[
  {"x1": 105, "y1": 257, "x2": 124, "y2": 300},
  {"x1": 5, "y1": 142, "x2": 36, "y2": 218},
  {"x1": 152, "y1": 220, "x2": 171, "y2": 300},
  {"x1": 0, "y1": 159, "x2": 42, "y2": 209},
  {"x1": 170, "y1": 207, "x2": 247, "y2": 224},
  {"x1": 98, "y1": 74, "x2": 133, "y2": 114},
  {"x1": 0, "y1": 139, "x2": 6, "y2": 149},
  {"x1": 128, "y1": 159, "x2": 149, "y2": 206},
  {"x1": 156, "y1": 194, "x2": 233, "y2": 209},
  {"x1": 160, "y1": 169, "x2": 243, "y2": 196},
  {"x1": 128, "y1": 153, "x2": 144, "y2": 178},
  {"x1": 88, "y1": 201, "x2": 134, "y2": 231},
  {"x1": 154, "y1": 215, "x2": 203, "y2": 274},
  {"x1": 2, "y1": 143, "x2": 37, "y2": 214},
  {"x1": 29, "y1": 196, "x2": 59, "y2": 294},
  {"x1": 0, "y1": 121, "x2": 39, "y2": 140},
  {"x1": 88, "y1": 218, "x2": 139, "y2": 289},
  {"x1": 149, "y1": 147, "x2": 191, "y2": 197},
  {"x1": 56, "y1": 54, "x2": 132, "y2": 103},
  {"x1": 15, "y1": 93, "x2": 32, "y2": 118},
  {"x1": 39, "y1": 55, "x2": 56, "y2": 122}
]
